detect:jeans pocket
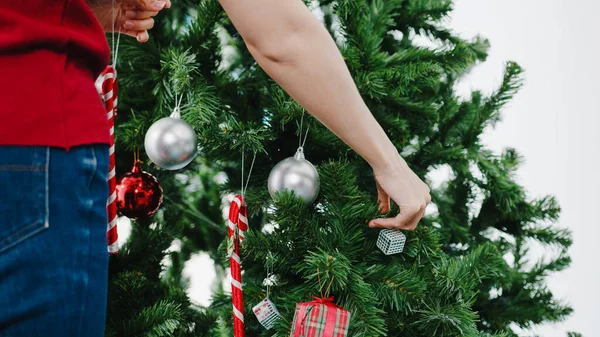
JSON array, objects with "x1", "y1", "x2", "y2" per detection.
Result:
[{"x1": 0, "y1": 147, "x2": 49, "y2": 254}]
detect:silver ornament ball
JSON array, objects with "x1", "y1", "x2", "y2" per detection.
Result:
[
  {"x1": 144, "y1": 117, "x2": 198, "y2": 170},
  {"x1": 268, "y1": 147, "x2": 320, "y2": 205}
]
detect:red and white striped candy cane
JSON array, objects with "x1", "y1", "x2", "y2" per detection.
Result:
[
  {"x1": 228, "y1": 195, "x2": 249, "y2": 337},
  {"x1": 98, "y1": 66, "x2": 119, "y2": 254}
]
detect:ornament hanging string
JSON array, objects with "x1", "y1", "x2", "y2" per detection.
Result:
[
  {"x1": 266, "y1": 251, "x2": 274, "y2": 299},
  {"x1": 133, "y1": 145, "x2": 141, "y2": 164},
  {"x1": 298, "y1": 112, "x2": 310, "y2": 150},
  {"x1": 240, "y1": 149, "x2": 245, "y2": 195},
  {"x1": 171, "y1": 56, "x2": 188, "y2": 119},
  {"x1": 241, "y1": 148, "x2": 257, "y2": 197},
  {"x1": 171, "y1": 92, "x2": 185, "y2": 118},
  {"x1": 317, "y1": 269, "x2": 336, "y2": 299},
  {"x1": 111, "y1": 1, "x2": 122, "y2": 67}
]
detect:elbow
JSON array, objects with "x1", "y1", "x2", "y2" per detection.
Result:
[
  {"x1": 246, "y1": 37, "x2": 297, "y2": 64},
  {"x1": 244, "y1": 28, "x2": 308, "y2": 64},
  {"x1": 238, "y1": 5, "x2": 328, "y2": 64}
]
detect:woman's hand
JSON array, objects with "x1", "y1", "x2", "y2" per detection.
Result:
[
  {"x1": 88, "y1": 0, "x2": 171, "y2": 42},
  {"x1": 369, "y1": 157, "x2": 431, "y2": 230}
]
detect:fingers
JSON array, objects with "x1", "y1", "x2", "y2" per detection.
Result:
[
  {"x1": 368, "y1": 217, "x2": 403, "y2": 229},
  {"x1": 119, "y1": 0, "x2": 166, "y2": 43},
  {"x1": 369, "y1": 204, "x2": 425, "y2": 230},
  {"x1": 125, "y1": 10, "x2": 159, "y2": 20},
  {"x1": 376, "y1": 181, "x2": 390, "y2": 214},
  {"x1": 123, "y1": 0, "x2": 168, "y2": 11},
  {"x1": 122, "y1": 29, "x2": 149, "y2": 42},
  {"x1": 123, "y1": 17, "x2": 155, "y2": 31},
  {"x1": 136, "y1": 30, "x2": 150, "y2": 42}
]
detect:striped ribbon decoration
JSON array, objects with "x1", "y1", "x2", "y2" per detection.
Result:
[
  {"x1": 98, "y1": 66, "x2": 119, "y2": 254},
  {"x1": 228, "y1": 195, "x2": 249, "y2": 337}
]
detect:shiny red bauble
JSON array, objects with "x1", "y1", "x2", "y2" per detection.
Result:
[{"x1": 116, "y1": 161, "x2": 163, "y2": 219}]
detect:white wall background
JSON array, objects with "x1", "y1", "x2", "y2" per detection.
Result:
[{"x1": 449, "y1": 0, "x2": 599, "y2": 335}]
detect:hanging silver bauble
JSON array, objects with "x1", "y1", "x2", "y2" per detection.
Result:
[
  {"x1": 144, "y1": 108, "x2": 197, "y2": 170},
  {"x1": 268, "y1": 147, "x2": 319, "y2": 205}
]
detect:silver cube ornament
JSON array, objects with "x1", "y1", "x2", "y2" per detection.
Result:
[
  {"x1": 252, "y1": 298, "x2": 281, "y2": 330},
  {"x1": 377, "y1": 229, "x2": 406, "y2": 255}
]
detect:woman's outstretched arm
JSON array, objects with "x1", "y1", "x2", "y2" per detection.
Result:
[{"x1": 218, "y1": 0, "x2": 430, "y2": 230}]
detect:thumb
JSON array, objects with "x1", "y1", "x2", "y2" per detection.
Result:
[{"x1": 376, "y1": 181, "x2": 390, "y2": 214}]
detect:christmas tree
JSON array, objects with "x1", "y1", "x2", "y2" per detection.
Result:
[{"x1": 105, "y1": 0, "x2": 574, "y2": 336}]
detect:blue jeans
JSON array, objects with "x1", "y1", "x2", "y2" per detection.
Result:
[{"x1": 0, "y1": 145, "x2": 109, "y2": 336}]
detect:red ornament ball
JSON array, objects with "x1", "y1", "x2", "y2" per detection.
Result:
[{"x1": 116, "y1": 161, "x2": 163, "y2": 219}]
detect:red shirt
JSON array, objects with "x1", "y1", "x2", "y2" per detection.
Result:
[{"x1": 0, "y1": 0, "x2": 111, "y2": 148}]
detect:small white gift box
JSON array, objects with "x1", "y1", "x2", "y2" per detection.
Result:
[
  {"x1": 252, "y1": 298, "x2": 281, "y2": 330},
  {"x1": 377, "y1": 229, "x2": 406, "y2": 255}
]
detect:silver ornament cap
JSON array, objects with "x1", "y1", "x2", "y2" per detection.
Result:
[
  {"x1": 268, "y1": 147, "x2": 320, "y2": 205},
  {"x1": 144, "y1": 108, "x2": 198, "y2": 170}
]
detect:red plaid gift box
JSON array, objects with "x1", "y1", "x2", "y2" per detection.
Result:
[{"x1": 290, "y1": 297, "x2": 351, "y2": 337}]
